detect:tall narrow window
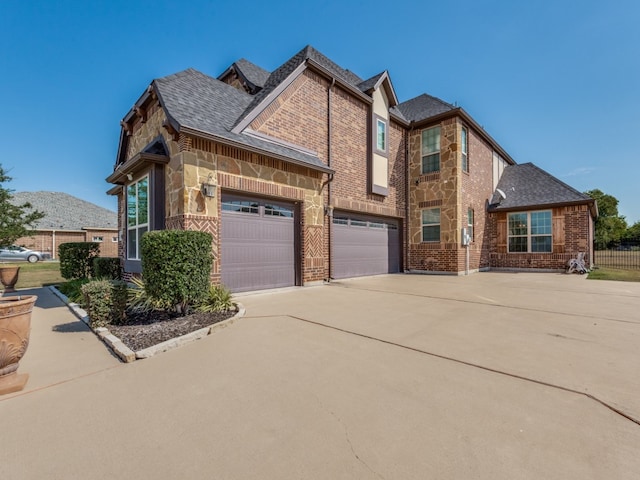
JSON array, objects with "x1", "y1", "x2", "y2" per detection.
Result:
[
  {"x1": 422, "y1": 208, "x2": 441, "y2": 242},
  {"x1": 376, "y1": 118, "x2": 387, "y2": 153},
  {"x1": 467, "y1": 208, "x2": 474, "y2": 241},
  {"x1": 421, "y1": 126, "x2": 441, "y2": 174},
  {"x1": 461, "y1": 127, "x2": 469, "y2": 173},
  {"x1": 127, "y1": 176, "x2": 149, "y2": 260},
  {"x1": 508, "y1": 211, "x2": 552, "y2": 253}
]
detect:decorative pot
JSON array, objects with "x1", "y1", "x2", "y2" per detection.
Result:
[
  {"x1": 0, "y1": 295, "x2": 37, "y2": 395},
  {"x1": 0, "y1": 265, "x2": 21, "y2": 294}
]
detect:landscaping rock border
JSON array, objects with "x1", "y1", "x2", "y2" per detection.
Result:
[{"x1": 49, "y1": 286, "x2": 245, "y2": 363}]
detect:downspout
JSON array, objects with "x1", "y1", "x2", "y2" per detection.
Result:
[
  {"x1": 52, "y1": 230, "x2": 56, "y2": 260},
  {"x1": 325, "y1": 77, "x2": 336, "y2": 281}
]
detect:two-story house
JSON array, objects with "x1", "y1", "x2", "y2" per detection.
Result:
[{"x1": 107, "y1": 45, "x2": 596, "y2": 292}]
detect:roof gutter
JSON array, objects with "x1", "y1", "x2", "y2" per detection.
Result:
[{"x1": 488, "y1": 199, "x2": 598, "y2": 215}]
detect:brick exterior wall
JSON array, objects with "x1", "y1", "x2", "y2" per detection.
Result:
[
  {"x1": 489, "y1": 205, "x2": 593, "y2": 270},
  {"x1": 460, "y1": 121, "x2": 494, "y2": 272},
  {"x1": 113, "y1": 61, "x2": 593, "y2": 287},
  {"x1": 14, "y1": 229, "x2": 118, "y2": 259}
]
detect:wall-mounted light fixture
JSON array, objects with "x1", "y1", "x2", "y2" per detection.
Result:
[
  {"x1": 201, "y1": 173, "x2": 217, "y2": 198},
  {"x1": 126, "y1": 173, "x2": 133, "y2": 181}
]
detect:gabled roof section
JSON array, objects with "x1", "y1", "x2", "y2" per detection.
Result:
[
  {"x1": 11, "y1": 192, "x2": 117, "y2": 230},
  {"x1": 232, "y1": 45, "x2": 366, "y2": 133},
  {"x1": 357, "y1": 71, "x2": 399, "y2": 107},
  {"x1": 396, "y1": 93, "x2": 456, "y2": 122},
  {"x1": 150, "y1": 68, "x2": 331, "y2": 173},
  {"x1": 488, "y1": 163, "x2": 596, "y2": 215},
  {"x1": 233, "y1": 58, "x2": 270, "y2": 88}
]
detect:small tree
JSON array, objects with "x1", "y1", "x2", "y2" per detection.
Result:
[
  {"x1": 0, "y1": 165, "x2": 44, "y2": 246},
  {"x1": 585, "y1": 189, "x2": 628, "y2": 248}
]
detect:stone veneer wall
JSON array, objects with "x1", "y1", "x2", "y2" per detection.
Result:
[
  {"x1": 408, "y1": 117, "x2": 460, "y2": 272},
  {"x1": 489, "y1": 205, "x2": 593, "y2": 270},
  {"x1": 172, "y1": 136, "x2": 325, "y2": 284}
]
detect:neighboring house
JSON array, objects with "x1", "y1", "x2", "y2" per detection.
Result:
[
  {"x1": 107, "y1": 45, "x2": 596, "y2": 292},
  {"x1": 11, "y1": 192, "x2": 118, "y2": 258}
]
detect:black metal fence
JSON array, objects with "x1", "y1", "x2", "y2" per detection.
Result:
[{"x1": 594, "y1": 237, "x2": 640, "y2": 270}]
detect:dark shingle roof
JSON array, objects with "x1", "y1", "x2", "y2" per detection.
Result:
[
  {"x1": 11, "y1": 192, "x2": 117, "y2": 230},
  {"x1": 396, "y1": 93, "x2": 455, "y2": 122},
  {"x1": 154, "y1": 68, "x2": 329, "y2": 170},
  {"x1": 489, "y1": 163, "x2": 593, "y2": 210},
  {"x1": 357, "y1": 72, "x2": 385, "y2": 93},
  {"x1": 234, "y1": 58, "x2": 270, "y2": 88}
]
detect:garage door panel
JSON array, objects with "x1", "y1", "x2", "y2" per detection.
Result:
[
  {"x1": 332, "y1": 213, "x2": 400, "y2": 279},
  {"x1": 221, "y1": 196, "x2": 295, "y2": 293}
]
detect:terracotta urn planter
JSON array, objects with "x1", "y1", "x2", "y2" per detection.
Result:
[
  {"x1": 0, "y1": 295, "x2": 37, "y2": 395},
  {"x1": 0, "y1": 265, "x2": 21, "y2": 294}
]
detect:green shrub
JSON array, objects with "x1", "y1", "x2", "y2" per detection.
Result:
[
  {"x1": 127, "y1": 277, "x2": 165, "y2": 313},
  {"x1": 81, "y1": 279, "x2": 128, "y2": 328},
  {"x1": 197, "y1": 284, "x2": 234, "y2": 313},
  {"x1": 93, "y1": 257, "x2": 122, "y2": 280},
  {"x1": 58, "y1": 278, "x2": 90, "y2": 304},
  {"x1": 140, "y1": 230, "x2": 213, "y2": 313},
  {"x1": 59, "y1": 242, "x2": 100, "y2": 280}
]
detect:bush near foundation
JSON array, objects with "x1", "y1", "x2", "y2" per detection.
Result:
[
  {"x1": 59, "y1": 242, "x2": 100, "y2": 280},
  {"x1": 140, "y1": 230, "x2": 213, "y2": 313},
  {"x1": 81, "y1": 279, "x2": 128, "y2": 328},
  {"x1": 93, "y1": 257, "x2": 122, "y2": 280}
]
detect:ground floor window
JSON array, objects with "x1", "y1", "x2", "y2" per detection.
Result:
[
  {"x1": 127, "y1": 175, "x2": 149, "y2": 260},
  {"x1": 422, "y1": 208, "x2": 440, "y2": 242},
  {"x1": 508, "y1": 210, "x2": 552, "y2": 252}
]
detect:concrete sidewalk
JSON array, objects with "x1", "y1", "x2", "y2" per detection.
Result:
[
  {"x1": 1, "y1": 287, "x2": 120, "y2": 400},
  {"x1": 1, "y1": 275, "x2": 639, "y2": 479}
]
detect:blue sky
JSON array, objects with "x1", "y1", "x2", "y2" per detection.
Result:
[{"x1": 1, "y1": 0, "x2": 638, "y2": 224}]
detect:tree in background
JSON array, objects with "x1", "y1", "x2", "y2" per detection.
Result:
[
  {"x1": 0, "y1": 165, "x2": 45, "y2": 247},
  {"x1": 624, "y1": 221, "x2": 640, "y2": 241},
  {"x1": 585, "y1": 189, "x2": 628, "y2": 248}
]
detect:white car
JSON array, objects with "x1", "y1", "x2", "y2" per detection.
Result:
[{"x1": 0, "y1": 246, "x2": 52, "y2": 263}]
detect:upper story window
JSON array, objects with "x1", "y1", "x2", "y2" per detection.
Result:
[
  {"x1": 421, "y1": 126, "x2": 441, "y2": 174},
  {"x1": 461, "y1": 127, "x2": 469, "y2": 173},
  {"x1": 422, "y1": 208, "x2": 441, "y2": 242},
  {"x1": 127, "y1": 175, "x2": 149, "y2": 260},
  {"x1": 92, "y1": 236, "x2": 104, "y2": 242},
  {"x1": 508, "y1": 211, "x2": 552, "y2": 253},
  {"x1": 376, "y1": 118, "x2": 387, "y2": 153}
]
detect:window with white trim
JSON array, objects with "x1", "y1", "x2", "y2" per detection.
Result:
[
  {"x1": 421, "y1": 126, "x2": 441, "y2": 174},
  {"x1": 467, "y1": 208, "x2": 474, "y2": 241},
  {"x1": 422, "y1": 208, "x2": 440, "y2": 242},
  {"x1": 112, "y1": 236, "x2": 118, "y2": 243},
  {"x1": 508, "y1": 211, "x2": 552, "y2": 253},
  {"x1": 127, "y1": 175, "x2": 149, "y2": 260},
  {"x1": 92, "y1": 236, "x2": 103, "y2": 242},
  {"x1": 461, "y1": 127, "x2": 469, "y2": 173}
]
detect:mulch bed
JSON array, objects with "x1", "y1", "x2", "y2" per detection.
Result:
[{"x1": 107, "y1": 308, "x2": 236, "y2": 352}]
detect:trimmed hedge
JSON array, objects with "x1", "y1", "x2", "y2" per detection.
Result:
[
  {"x1": 140, "y1": 230, "x2": 213, "y2": 312},
  {"x1": 93, "y1": 257, "x2": 122, "y2": 280},
  {"x1": 81, "y1": 279, "x2": 128, "y2": 328},
  {"x1": 59, "y1": 242, "x2": 100, "y2": 280}
]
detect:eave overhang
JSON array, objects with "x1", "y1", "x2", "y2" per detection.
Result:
[
  {"x1": 488, "y1": 199, "x2": 598, "y2": 219},
  {"x1": 106, "y1": 152, "x2": 170, "y2": 185}
]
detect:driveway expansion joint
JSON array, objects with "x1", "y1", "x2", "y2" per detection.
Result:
[{"x1": 273, "y1": 313, "x2": 640, "y2": 428}]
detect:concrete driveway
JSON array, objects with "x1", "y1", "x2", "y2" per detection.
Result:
[{"x1": 1, "y1": 274, "x2": 639, "y2": 479}]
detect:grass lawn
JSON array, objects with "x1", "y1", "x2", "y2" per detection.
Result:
[
  {"x1": 1, "y1": 261, "x2": 65, "y2": 289},
  {"x1": 588, "y1": 267, "x2": 640, "y2": 282}
]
